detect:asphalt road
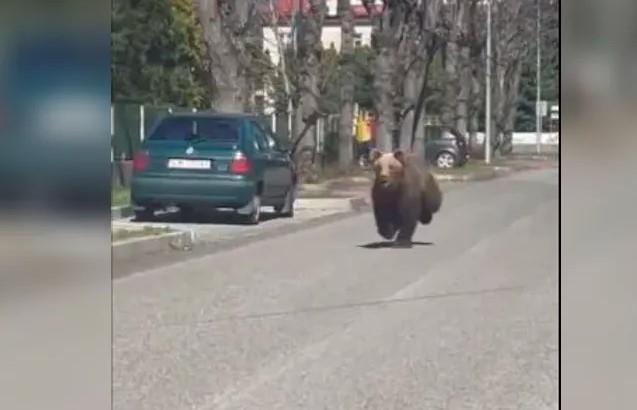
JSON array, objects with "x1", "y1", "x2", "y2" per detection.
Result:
[{"x1": 114, "y1": 168, "x2": 558, "y2": 410}]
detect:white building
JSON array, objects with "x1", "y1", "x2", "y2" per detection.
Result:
[{"x1": 262, "y1": 0, "x2": 381, "y2": 66}]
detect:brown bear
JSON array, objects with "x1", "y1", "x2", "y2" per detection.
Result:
[{"x1": 369, "y1": 149, "x2": 442, "y2": 248}]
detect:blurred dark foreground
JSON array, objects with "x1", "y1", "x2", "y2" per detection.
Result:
[
  {"x1": 0, "y1": 5, "x2": 111, "y2": 410},
  {"x1": 0, "y1": 29, "x2": 110, "y2": 212}
]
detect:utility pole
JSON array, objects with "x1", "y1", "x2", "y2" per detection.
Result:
[
  {"x1": 293, "y1": 0, "x2": 301, "y2": 53},
  {"x1": 485, "y1": 0, "x2": 492, "y2": 164},
  {"x1": 535, "y1": 0, "x2": 542, "y2": 154},
  {"x1": 291, "y1": 0, "x2": 301, "y2": 141}
]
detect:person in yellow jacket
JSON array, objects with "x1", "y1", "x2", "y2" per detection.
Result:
[{"x1": 354, "y1": 112, "x2": 372, "y2": 166}]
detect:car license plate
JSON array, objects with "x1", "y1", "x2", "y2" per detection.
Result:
[{"x1": 167, "y1": 159, "x2": 211, "y2": 170}]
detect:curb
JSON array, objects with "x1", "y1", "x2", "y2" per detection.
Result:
[
  {"x1": 432, "y1": 169, "x2": 497, "y2": 182},
  {"x1": 112, "y1": 230, "x2": 194, "y2": 262},
  {"x1": 113, "y1": 196, "x2": 370, "y2": 278},
  {"x1": 349, "y1": 196, "x2": 370, "y2": 211},
  {"x1": 112, "y1": 205, "x2": 133, "y2": 220}
]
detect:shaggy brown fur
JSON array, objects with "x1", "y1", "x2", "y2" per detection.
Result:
[{"x1": 370, "y1": 149, "x2": 442, "y2": 247}]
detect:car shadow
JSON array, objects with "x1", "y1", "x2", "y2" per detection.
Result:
[
  {"x1": 132, "y1": 209, "x2": 281, "y2": 225},
  {"x1": 358, "y1": 241, "x2": 434, "y2": 249}
]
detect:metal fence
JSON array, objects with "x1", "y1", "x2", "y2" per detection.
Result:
[
  {"x1": 111, "y1": 103, "x2": 335, "y2": 162},
  {"x1": 111, "y1": 103, "x2": 195, "y2": 160}
]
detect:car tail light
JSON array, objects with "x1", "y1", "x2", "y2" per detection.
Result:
[
  {"x1": 132, "y1": 151, "x2": 149, "y2": 171},
  {"x1": 230, "y1": 151, "x2": 251, "y2": 174}
]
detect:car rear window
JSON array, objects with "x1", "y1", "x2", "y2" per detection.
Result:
[{"x1": 149, "y1": 117, "x2": 241, "y2": 142}]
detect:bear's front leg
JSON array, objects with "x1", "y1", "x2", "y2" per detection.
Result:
[
  {"x1": 419, "y1": 190, "x2": 435, "y2": 224},
  {"x1": 394, "y1": 221, "x2": 416, "y2": 248},
  {"x1": 377, "y1": 223, "x2": 397, "y2": 240},
  {"x1": 394, "y1": 200, "x2": 419, "y2": 248},
  {"x1": 419, "y1": 208, "x2": 432, "y2": 224},
  {"x1": 373, "y1": 200, "x2": 398, "y2": 240}
]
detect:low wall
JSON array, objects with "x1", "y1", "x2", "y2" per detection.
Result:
[
  {"x1": 472, "y1": 132, "x2": 559, "y2": 146},
  {"x1": 512, "y1": 144, "x2": 559, "y2": 154}
]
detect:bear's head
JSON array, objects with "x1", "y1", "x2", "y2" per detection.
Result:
[{"x1": 370, "y1": 149, "x2": 406, "y2": 189}]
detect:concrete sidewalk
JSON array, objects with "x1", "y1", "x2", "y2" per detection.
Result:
[{"x1": 112, "y1": 196, "x2": 369, "y2": 274}]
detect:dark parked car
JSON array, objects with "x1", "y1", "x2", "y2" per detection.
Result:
[
  {"x1": 424, "y1": 127, "x2": 469, "y2": 168},
  {"x1": 131, "y1": 113, "x2": 297, "y2": 224}
]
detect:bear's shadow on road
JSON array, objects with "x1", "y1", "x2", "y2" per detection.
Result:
[{"x1": 358, "y1": 241, "x2": 434, "y2": 249}]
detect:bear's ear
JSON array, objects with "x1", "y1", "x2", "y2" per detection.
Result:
[
  {"x1": 393, "y1": 149, "x2": 406, "y2": 164},
  {"x1": 369, "y1": 149, "x2": 382, "y2": 163}
]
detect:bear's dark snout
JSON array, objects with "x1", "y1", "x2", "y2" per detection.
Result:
[{"x1": 376, "y1": 175, "x2": 389, "y2": 186}]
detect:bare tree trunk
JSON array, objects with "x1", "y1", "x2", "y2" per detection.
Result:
[
  {"x1": 463, "y1": 0, "x2": 485, "y2": 157},
  {"x1": 294, "y1": 0, "x2": 326, "y2": 182},
  {"x1": 400, "y1": 68, "x2": 418, "y2": 151},
  {"x1": 469, "y1": 112, "x2": 479, "y2": 156},
  {"x1": 375, "y1": 44, "x2": 395, "y2": 152},
  {"x1": 411, "y1": 49, "x2": 438, "y2": 159},
  {"x1": 410, "y1": 73, "x2": 427, "y2": 159},
  {"x1": 396, "y1": 10, "x2": 424, "y2": 152},
  {"x1": 196, "y1": 0, "x2": 261, "y2": 112},
  {"x1": 363, "y1": 0, "x2": 395, "y2": 152},
  {"x1": 298, "y1": 0, "x2": 326, "y2": 145},
  {"x1": 442, "y1": 41, "x2": 458, "y2": 128},
  {"x1": 298, "y1": 71, "x2": 319, "y2": 149},
  {"x1": 468, "y1": 66, "x2": 482, "y2": 156},
  {"x1": 294, "y1": 102, "x2": 304, "y2": 144},
  {"x1": 456, "y1": 46, "x2": 471, "y2": 135},
  {"x1": 411, "y1": 111, "x2": 426, "y2": 157},
  {"x1": 441, "y1": 0, "x2": 464, "y2": 128},
  {"x1": 501, "y1": 60, "x2": 523, "y2": 155},
  {"x1": 442, "y1": 0, "x2": 476, "y2": 133},
  {"x1": 338, "y1": 0, "x2": 354, "y2": 169},
  {"x1": 372, "y1": 3, "x2": 397, "y2": 153},
  {"x1": 494, "y1": 63, "x2": 504, "y2": 156},
  {"x1": 364, "y1": 0, "x2": 445, "y2": 153},
  {"x1": 268, "y1": 0, "x2": 294, "y2": 137},
  {"x1": 490, "y1": 0, "x2": 534, "y2": 156},
  {"x1": 409, "y1": 0, "x2": 443, "y2": 158}
]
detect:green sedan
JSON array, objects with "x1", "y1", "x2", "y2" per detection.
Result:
[{"x1": 131, "y1": 113, "x2": 297, "y2": 224}]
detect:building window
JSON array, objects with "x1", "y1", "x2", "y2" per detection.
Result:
[{"x1": 354, "y1": 32, "x2": 362, "y2": 47}]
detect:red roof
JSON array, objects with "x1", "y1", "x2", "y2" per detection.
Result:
[
  {"x1": 274, "y1": 0, "x2": 381, "y2": 19},
  {"x1": 274, "y1": 0, "x2": 309, "y2": 17},
  {"x1": 351, "y1": 4, "x2": 381, "y2": 17}
]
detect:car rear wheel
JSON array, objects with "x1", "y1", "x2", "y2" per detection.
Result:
[
  {"x1": 436, "y1": 151, "x2": 457, "y2": 169},
  {"x1": 134, "y1": 207, "x2": 154, "y2": 222},
  {"x1": 238, "y1": 195, "x2": 261, "y2": 225},
  {"x1": 274, "y1": 185, "x2": 296, "y2": 218},
  {"x1": 179, "y1": 205, "x2": 196, "y2": 221}
]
